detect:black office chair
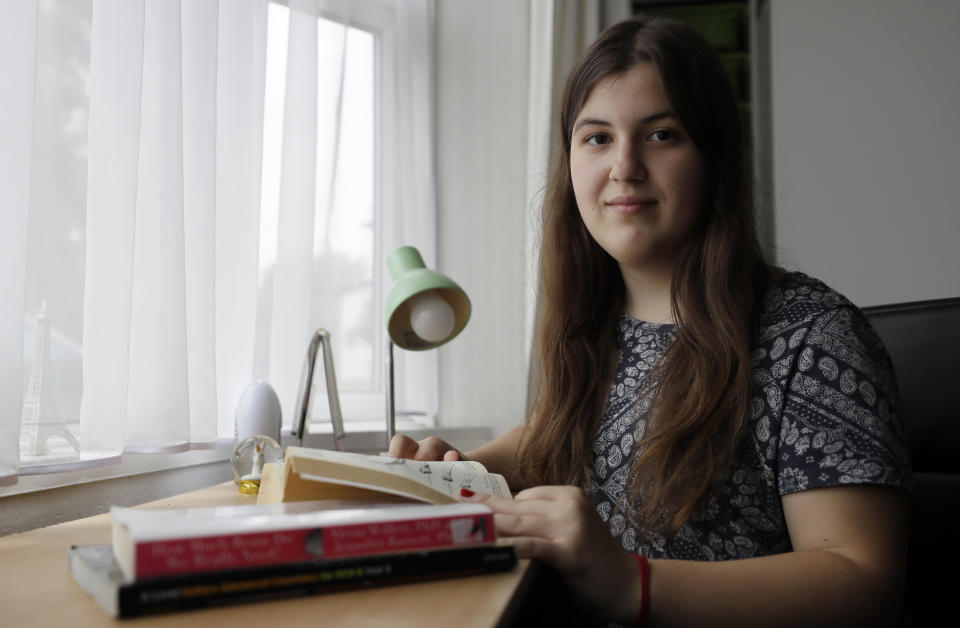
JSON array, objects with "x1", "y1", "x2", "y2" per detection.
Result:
[{"x1": 863, "y1": 297, "x2": 960, "y2": 626}]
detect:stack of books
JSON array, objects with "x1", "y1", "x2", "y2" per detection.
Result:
[{"x1": 69, "y1": 447, "x2": 517, "y2": 618}]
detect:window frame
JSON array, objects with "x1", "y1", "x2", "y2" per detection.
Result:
[{"x1": 269, "y1": 0, "x2": 437, "y2": 430}]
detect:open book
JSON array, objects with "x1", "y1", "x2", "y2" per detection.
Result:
[{"x1": 257, "y1": 447, "x2": 512, "y2": 505}]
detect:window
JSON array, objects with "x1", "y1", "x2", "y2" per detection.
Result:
[
  {"x1": 259, "y1": 2, "x2": 381, "y2": 420},
  {"x1": 259, "y1": 0, "x2": 439, "y2": 431},
  {"x1": 3, "y1": 0, "x2": 437, "y2": 477}
]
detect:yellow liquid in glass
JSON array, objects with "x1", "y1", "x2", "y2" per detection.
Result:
[{"x1": 237, "y1": 479, "x2": 261, "y2": 495}]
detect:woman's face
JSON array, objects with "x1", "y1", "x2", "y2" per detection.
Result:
[{"x1": 569, "y1": 62, "x2": 707, "y2": 274}]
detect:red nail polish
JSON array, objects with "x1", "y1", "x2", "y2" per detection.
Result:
[{"x1": 460, "y1": 488, "x2": 475, "y2": 498}]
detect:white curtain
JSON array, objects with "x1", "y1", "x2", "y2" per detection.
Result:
[
  {"x1": 264, "y1": 0, "x2": 438, "y2": 428},
  {"x1": 266, "y1": 0, "x2": 325, "y2": 442},
  {"x1": 0, "y1": 2, "x2": 38, "y2": 484},
  {"x1": 0, "y1": 0, "x2": 435, "y2": 483}
]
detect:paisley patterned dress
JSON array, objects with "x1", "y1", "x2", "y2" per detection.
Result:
[{"x1": 586, "y1": 271, "x2": 912, "y2": 559}]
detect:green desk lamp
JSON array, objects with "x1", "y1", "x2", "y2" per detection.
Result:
[{"x1": 384, "y1": 246, "x2": 470, "y2": 446}]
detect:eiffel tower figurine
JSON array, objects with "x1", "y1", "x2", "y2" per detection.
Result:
[{"x1": 20, "y1": 301, "x2": 80, "y2": 456}]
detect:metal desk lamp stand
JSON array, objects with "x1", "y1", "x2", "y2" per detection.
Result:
[
  {"x1": 293, "y1": 328, "x2": 346, "y2": 450},
  {"x1": 386, "y1": 339, "x2": 396, "y2": 445}
]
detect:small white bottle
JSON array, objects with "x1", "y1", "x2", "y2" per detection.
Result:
[{"x1": 235, "y1": 380, "x2": 282, "y2": 442}]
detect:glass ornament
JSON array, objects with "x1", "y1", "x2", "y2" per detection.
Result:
[{"x1": 231, "y1": 435, "x2": 282, "y2": 495}]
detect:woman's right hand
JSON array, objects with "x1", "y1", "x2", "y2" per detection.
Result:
[{"x1": 388, "y1": 434, "x2": 466, "y2": 461}]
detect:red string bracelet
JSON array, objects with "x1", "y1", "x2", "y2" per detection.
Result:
[{"x1": 635, "y1": 553, "x2": 650, "y2": 627}]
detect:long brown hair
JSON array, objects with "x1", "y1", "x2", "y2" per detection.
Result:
[{"x1": 519, "y1": 17, "x2": 769, "y2": 533}]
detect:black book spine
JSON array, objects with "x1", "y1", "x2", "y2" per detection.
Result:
[{"x1": 115, "y1": 546, "x2": 517, "y2": 617}]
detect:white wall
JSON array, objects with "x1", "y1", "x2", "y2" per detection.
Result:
[
  {"x1": 434, "y1": 1, "x2": 531, "y2": 435},
  {"x1": 770, "y1": 0, "x2": 960, "y2": 306}
]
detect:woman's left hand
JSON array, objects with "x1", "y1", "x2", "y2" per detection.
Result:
[{"x1": 460, "y1": 485, "x2": 645, "y2": 623}]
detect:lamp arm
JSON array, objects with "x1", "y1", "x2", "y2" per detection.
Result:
[
  {"x1": 385, "y1": 339, "x2": 395, "y2": 449},
  {"x1": 293, "y1": 328, "x2": 346, "y2": 450}
]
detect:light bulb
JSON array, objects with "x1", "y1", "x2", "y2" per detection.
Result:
[{"x1": 408, "y1": 293, "x2": 456, "y2": 343}]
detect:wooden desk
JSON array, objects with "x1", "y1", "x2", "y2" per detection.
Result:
[{"x1": 0, "y1": 482, "x2": 535, "y2": 627}]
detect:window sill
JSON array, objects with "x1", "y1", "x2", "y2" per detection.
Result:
[{"x1": 0, "y1": 444, "x2": 234, "y2": 498}]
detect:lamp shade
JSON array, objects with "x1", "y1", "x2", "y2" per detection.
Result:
[{"x1": 385, "y1": 246, "x2": 470, "y2": 350}]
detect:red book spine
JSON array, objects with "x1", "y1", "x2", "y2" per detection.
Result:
[{"x1": 133, "y1": 512, "x2": 495, "y2": 579}]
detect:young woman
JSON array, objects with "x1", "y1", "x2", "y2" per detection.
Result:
[{"x1": 390, "y1": 17, "x2": 911, "y2": 627}]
